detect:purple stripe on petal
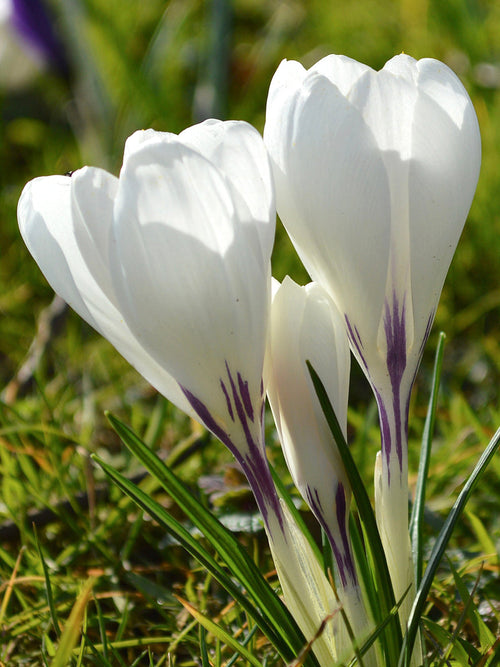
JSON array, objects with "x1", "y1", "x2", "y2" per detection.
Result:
[
  {"x1": 335, "y1": 482, "x2": 346, "y2": 528},
  {"x1": 305, "y1": 484, "x2": 358, "y2": 590},
  {"x1": 374, "y1": 387, "x2": 392, "y2": 481},
  {"x1": 237, "y1": 372, "x2": 254, "y2": 422},
  {"x1": 335, "y1": 483, "x2": 357, "y2": 583},
  {"x1": 220, "y1": 379, "x2": 234, "y2": 422},
  {"x1": 180, "y1": 384, "x2": 233, "y2": 451},
  {"x1": 242, "y1": 450, "x2": 283, "y2": 531},
  {"x1": 381, "y1": 295, "x2": 409, "y2": 470},
  {"x1": 225, "y1": 361, "x2": 256, "y2": 451},
  {"x1": 223, "y1": 363, "x2": 283, "y2": 530},
  {"x1": 181, "y1": 364, "x2": 283, "y2": 534},
  {"x1": 345, "y1": 315, "x2": 368, "y2": 372},
  {"x1": 384, "y1": 292, "x2": 407, "y2": 389},
  {"x1": 305, "y1": 486, "x2": 347, "y2": 585}
]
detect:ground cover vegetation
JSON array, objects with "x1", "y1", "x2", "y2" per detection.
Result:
[{"x1": 0, "y1": 0, "x2": 499, "y2": 664}]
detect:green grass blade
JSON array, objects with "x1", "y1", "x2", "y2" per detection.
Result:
[
  {"x1": 105, "y1": 413, "x2": 318, "y2": 665},
  {"x1": 200, "y1": 625, "x2": 210, "y2": 667},
  {"x1": 49, "y1": 578, "x2": 94, "y2": 667},
  {"x1": 410, "y1": 332, "x2": 446, "y2": 586},
  {"x1": 401, "y1": 425, "x2": 500, "y2": 664},
  {"x1": 93, "y1": 454, "x2": 296, "y2": 661},
  {"x1": 226, "y1": 625, "x2": 259, "y2": 667},
  {"x1": 178, "y1": 597, "x2": 264, "y2": 667},
  {"x1": 346, "y1": 588, "x2": 408, "y2": 667},
  {"x1": 424, "y1": 618, "x2": 477, "y2": 666},
  {"x1": 35, "y1": 528, "x2": 61, "y2": 639},
  {"x1": 306, "y1": 362, "x2": 402, "y2": 664},
  {"x1": 95, "y1": 417, "x2": 319, "y2": 667},
  {"x1": 447, "y1": 558, "x2": 495, "y2": 651},
  {"x1": 349, "y1": 514, "x2": 388, "y2": 661}
]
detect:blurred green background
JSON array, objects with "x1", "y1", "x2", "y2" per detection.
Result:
[
  {"x1": 1, "y1": 0, "x2": 500, "y2": 396},
  {"x1": 0, "y1": 0, "x2": 499, "y2": 663}
]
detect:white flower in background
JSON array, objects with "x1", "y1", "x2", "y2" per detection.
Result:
[
  {"x1": 264, "y1": 52, "x2": 481, "y2": 649},
  {"x1": 266, "y1": 277, "x2": 374, "y2": 658},
  {"x1": 0, "y1": 0, "x2": 68, "y2": 89}
]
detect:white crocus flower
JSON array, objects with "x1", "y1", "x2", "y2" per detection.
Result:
[
  {"x1": 18, "y1": 119, "x2": 279, "y2": 520},
  {"x1": 266, "y1": 277, "x2": 374, "y2": 661},
  {"x1": 18, "y1": 119, "x2": 336, "y2": 664},
  {"x1": 264, "y1": 53, "x2": 481, "y2": 650}
]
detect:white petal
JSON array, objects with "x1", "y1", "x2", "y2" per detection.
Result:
[
  {"x1": 407, "y1": 70, "x2": 481, "y2": 347},
  {"x1": 269, "y1": 501, "x2": 339, "y2": 664},
  {"x1": 349, "y1": 69, "x2": 420, "y2": 355},
  {"x1": 311, "y1": 53, "x2": 372, "y2": 96},
  {"x1": 382, "y1": 53, "x2": 418, "y2": 81},
  {"x1": 112, "y1": 138, "x2": 270, "y2": 417},
  {"x1": 124, "y1": 122, "x2": 275, "y2": 268},
  {"x1": 71, "y1": 167, "x2": 118, "y2": 308},
  {"x1": 267, "y1": 277, "x2": 350, "y2": 518},
  {"x1": 265, "y1": 58, "x2": 308, "y2": 104},
  {"x1": 122, "y1": 128, "x2": 173, "y2": 167},
  {"x1": 18, "y1": 172, "x2": 194, "y2": 416},
  {"x1": 18, "y1": 175, "x2": 102, "y2": 331},
  {"x1": 179, "y1": 119, "x2": 275, "y2": 267},
  {"x1": 265, "y1": 70, "x2": 392, "y2": 348},
  {"x1": 350, "y1": 66, "x2": 418, "y2": 158},
  {"x1": 266, "y1": 52, "x2": 481, "y2": 386}
]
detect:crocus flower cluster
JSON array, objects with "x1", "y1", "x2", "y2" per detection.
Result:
[{"x1": 18, "y1": 53, "x2": 481, "y2": 666}]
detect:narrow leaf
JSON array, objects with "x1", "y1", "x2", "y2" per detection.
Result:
[
  {"x1": 177, "y1": 596, "x2": 264, "y2": 667},
  {"x1": 401, "y1": 426, "x2": 500, "y2": 663},
  {"x1": 448, "y1": 559, "x2": 495, "y2": 651},
  {"x1": 50, "y1": 578, "x2": 95, "y2": 667},
  {"x1": 35, "y1": 528, "x2": 61, "y2": 638},
  {"x1": 105, "y1": 412, "x2": 318, "y2": 665},
  {"x1": 423, "y1": 618, "x2": 473, "y2": 666},
  {"x1": 93, "y1": 447, "x2": 316, "y2": 666},
  {"x1": 410, "y1": 332, "x2": 445, "y2": 586},
  {"x1": 306, "y1": 361, "x2": 402, "y2": 665}
]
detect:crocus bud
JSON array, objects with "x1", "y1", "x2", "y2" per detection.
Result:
[
  {"x1": 266, "y1": 278, "x2": 351, "y2": 565},
  {"x1": 266, "y1": 277, "x2": 373, "y2": 656}
]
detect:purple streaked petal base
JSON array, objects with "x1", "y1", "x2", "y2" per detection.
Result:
[
  {"x1": 305, "y1": 482, "x2": 357, "y2": 590},
  {"x1": 345, "y1": 315, "x2": 368, "y2": 373},
  {"x1": 382, "y1": 294, "x2": 407, "y2": 469},
  {"x1": 377, "y1": 299, "x2": 435, "y2": 479},
  {"x1": 180, "y1": 360, "x2": 283, "y2": 532}
]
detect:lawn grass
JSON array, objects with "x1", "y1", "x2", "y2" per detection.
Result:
[{"x1": 0, "y1": 0, "x2": 499, "y2": 664}]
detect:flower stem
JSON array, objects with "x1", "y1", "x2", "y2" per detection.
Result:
[{"x1": 374, "y1": 385, "x2": 422, "y2": 666}]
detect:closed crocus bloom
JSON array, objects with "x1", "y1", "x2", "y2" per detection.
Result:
[
  {"x1": 267, "y1": 278, "x2": 352, "y2": 575},
  {"x1": 19, "y1": 120, "x2": 340, "y2": 664},
  {"x1": 18, "y1": 119, "x2": 280, "y2": 519},
  {"x1": 266, "y1": 277, "x2": 374, "y2": 657},
  {"x1": 264, "y1": 53, "x2": 481, "y2": 651}
]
